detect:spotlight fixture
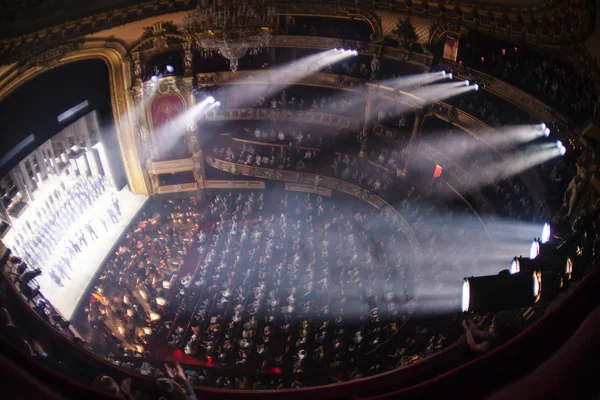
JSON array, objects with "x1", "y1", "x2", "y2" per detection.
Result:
[
  {"x1": 544, "y1": 128, "x2": 550, "y2": 137},
  {"x1": 151, "y1": 75, "x2": 158, "y2": 82},
  {"x1": 464, "y1": 80, "x2": 470, "y2": 86},
  {"x1": 541, "y1": 122, "x2": 546, "y2": 130},
  {"x1": 207, "y1": 96, "x2": 215, "y2": 104},
  {"x1": 560, "y1": 145, "x2": 566, "y2": 156},
  {"x1": 521, "y1": 240, "x2": 575, "y2": 280},
  {"x1": 442, "y1": 70, "x2": 446, "y2": 76},
  {"x1": 448, "y1": 73, "x2": 453, "y2": 80},
  {"x1": 462, "y1": 271, "x2": 542, "y2": 313},
  {"x1": 166, "y1": 65, "x2": 175, "y2": 73},
  {"x1": 541, "y1": 223, "x2": 551, "y2": 244},
  {"x1": 530, "y1": 239, "x2": 540, "y2": 259},
  {"x1": 473, "y1": 84, "x2": 479, "y2": 91},
  {"x1": 215, "y1": 101, "x2": 221, "y2": 106}
]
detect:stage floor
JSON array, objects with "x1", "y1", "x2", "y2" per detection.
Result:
[{"x1": 3, "y1": 176, "x2": 147, "y2": 320}]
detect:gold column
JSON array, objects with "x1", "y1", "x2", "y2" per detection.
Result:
[
  {"x1": 183, "y1": 43, "x2": 193, "y2": 77},
  {"x1": 401, "y1": 110, "x2": 424, "y2": 177},
  {"x1": 182, "y1": 77, "x2": 206, "y2": 191}
]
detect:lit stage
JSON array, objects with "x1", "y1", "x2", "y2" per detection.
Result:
[{"x1": 3, "y1": 175, "x2": 147, "y2": 320}]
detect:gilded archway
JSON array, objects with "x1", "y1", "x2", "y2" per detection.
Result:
[{"x1": 0, "y1": 40, "x2": 150, "y2": 195}]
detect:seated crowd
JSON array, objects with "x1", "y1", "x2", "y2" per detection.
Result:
[
  {"x1": 1, "y1": 190, "x2": 460, "y2": 392},
  {"x1": 159, "y1": 191, "x2": 454, "y2": 386},
  {"x1": 458, "y1": 41, "x2": 598, "y2": 121},
  {"x1": 212, "y1": 141, "x2": 322, "y2": 172},
  {"x1": 421, "y1": 122, "x2": 537, "y2": 221},
  {"x1": 203, "y1": 84, "x2": 366, "y2": 118}
]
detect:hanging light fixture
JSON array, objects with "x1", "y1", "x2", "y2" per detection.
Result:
[{"x1": 180, "y1": 0, "x2": 278, "y2": 72}]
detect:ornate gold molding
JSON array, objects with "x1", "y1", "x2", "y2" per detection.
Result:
[
  {"x1": 367, "y1": 82, "x2": 426, "y2": 110},
  {"x1": 0, "y1": 41, "x2": 150, "y2": 196},
  {"x1": 148, "y1": 158, "x2": 195, "y2": 175},
  {"x1": 157, "y1": 182, "x2": 199, "y2": 194},
  {"x1": 205, "y1": 155, "x2": 422, "y2": 259},
  {"x1": 202, "y1": 108, "x2": 362, "y2": 131}
]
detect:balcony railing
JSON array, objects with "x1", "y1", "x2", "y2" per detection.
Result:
[{"x1": 202, "y1": 108, "x2": 363, "y2": 131}]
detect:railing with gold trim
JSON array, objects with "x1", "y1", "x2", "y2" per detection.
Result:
[
  {"x1": 156, "y1": 182, "x2": 199, "y2": 194},
  {"x1": 205, "y1": 180, "x2": 266, "y2": 189},
  {"x1": 226, "y1": 135, "x2": 320, "y2": 152},
  {"x1": 148, "y1": 158, "x2": 194, "y2": 175},
  {"x1": 202, "y1": 108, "x2": 363, "y2": 131},
  {"x1": 205, "y1": 156, "x2": 422, "y2": 259},
  {"x1": 196, "y1": 71, "x2": 366, "y2": 93}
]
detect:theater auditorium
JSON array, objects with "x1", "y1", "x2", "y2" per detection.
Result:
[{"x1": 0, "y1": 0, "x2": 599, "y2": 398}]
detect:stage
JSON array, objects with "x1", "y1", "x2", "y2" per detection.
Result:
[{"x1": 3, "y1": 175, "x2": 147, "y2": 320}]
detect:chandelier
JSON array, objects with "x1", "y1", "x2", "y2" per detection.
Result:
[{"x1": 181, "y1": 0, "x2": 278, "y2": 73}]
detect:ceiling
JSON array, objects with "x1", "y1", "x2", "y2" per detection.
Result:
[
  {"x1": 0, "y1": 0, "x2": 557, "y2": 39},
  {"x1": 464, "y1": 0, "x2": 547, "y2": 6},
  {"x1": 0, "y1": 0, "x2": 141, "y2": 38}
]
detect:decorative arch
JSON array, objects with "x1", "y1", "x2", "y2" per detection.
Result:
[{"x1": 0, "y1": 40, "x2": 150, "y2": 195}]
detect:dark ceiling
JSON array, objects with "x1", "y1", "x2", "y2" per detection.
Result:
[{"x1": 0, "y1": 0, "x2": 141, "y2": 38}]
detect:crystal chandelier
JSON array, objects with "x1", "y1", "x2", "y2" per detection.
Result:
[{"x1": 181, "y1": 0, "x2": 278, "y2": 73}]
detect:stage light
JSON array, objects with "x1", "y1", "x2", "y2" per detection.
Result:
[
  {"x1": 352, "y1": 50, "x2": 358, "y2": 55},
  {"x1": 156, "y1": 297, "x2": 166, "y2": 306},
  {"x1": 465, "y1": 80, "x2": 470, "y2": 86},
  {"x1": 448, "y1": 73, "x2": 453, "y2": 79},
  {"x1": 541, "y1": 223, "x2": 551, "y2": 244},
  {"x1": 522, "y1": 240, "x2": 576, "y2": 280},
  {"x1": 462, "y1": 271, "x2": 542, "y2": 313},
  {"x1": 151, "y1": 75, "x2": 158, "y2": 82},
  {"x1": 530, "y1": 239, "x2": 540, "y2": 259},
  {"x1": 544, "y1": 128, "x2": 550, "y2": 137},
  {"x1": 461, "y1": 279, "x2": 470, "y2": 312},
  {"x1": 541, "y1": 122, "x2": 546, "y2": 130},
  {"x1": 143, "y1": 327, "x2": 152, "y2": 335},
  {"x1": 166, "y1": 65, "x2": 174, "y2": 73},
  {"x1": 473, "y1": 84, "x2": 479, "y2": 91},
  {"x1": 215, "y1": 101, "x2": 221, "y2": 106},
  {"x1": 149, "y1": 311, "x2": 161, "y2": 321},
  {"x1": 560, "y1": 145, "x2": 566, "y2": 156},
  {"x1": 207, "y1": 96, "x2": 215, "y2": 104},
  {"x1": 556, "y1": 140, "x2": 563, "y2": 148},
  {"x1": 510, "y1": 257, "x2": 520, "y2": 274}
]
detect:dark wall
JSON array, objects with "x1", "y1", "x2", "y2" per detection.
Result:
[{"x1": 0, "y1": 59, "x2": 126, "y2": 187}]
